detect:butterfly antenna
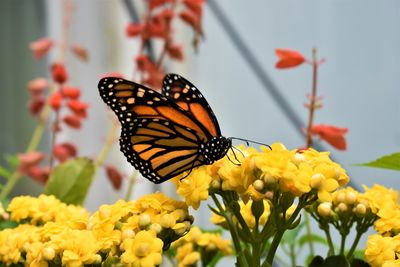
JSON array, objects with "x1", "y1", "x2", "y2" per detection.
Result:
[{"x1": 229, "y1": 137, "x2": 272, "y2": 150}]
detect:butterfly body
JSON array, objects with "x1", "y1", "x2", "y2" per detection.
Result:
[{"x1": 98, "y1": 74, "x2": 231, "y2": 184}]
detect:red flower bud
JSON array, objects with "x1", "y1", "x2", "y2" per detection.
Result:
[
  {"x1": 167, "y1": 44, "x2": 184, "y2": 61},
  {"x1": 51, "y1": 63, "x2": 68, "y2": 84},
  {"x1": 18, "y1": 151, "x2": 46, "y2": 175},
  {"x1": 28, "y1": 96, "x2": 46, "y2": 116},
  {"x1": 62, "y1": 86, "x2": 81, "y2": 99},
  {"x1": 105, "y1": 165, "x2": 123, "y2": 190},
  {"x1": 29, "y1": 38, "x2": 54, "y2": 60},
  {"x1": 53, "y1": 142, "x2": 77, "y2": 162},
  {"x1": 63, "y1": 115, "x2": 82, "y2": 129},
  {"x1": 180, "y1": 10, "x2": 200, "y2": 32},
  {"x1": 27, "y1": 77, "x2": 48, "y2": 96},
  {"x1": 27, "y1": 166, "x2": 50, "y2": 184},
  {"x1": 49, "y1": 91, "x2": 63, "y2": 111},
  {"x1": 71, "y1": 43, "x2": 89, "y2": 61},
  {"x1": 275, "y1": 49, "x2": 305, "y2": 69},
  {"x1": 126, "y1": 23, "x2": 143, "y2": 37},
  {"x1": 67, "y1": 100, "x2": 88, "y2": 118},
  {"x1": 310, "y1": 124, "x2": 348, "y2": 151}
]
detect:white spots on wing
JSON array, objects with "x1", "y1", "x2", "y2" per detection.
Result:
[
  {"x1": 174, "y1": 75, "x2": 178, "y2": 80},
  {"x1": 182, "y1": 88, "x2": 189, "y2": 94},
  {"x1": 114, "y1": 80, "x2": 119, "y2": 83},
  {"x1": 121, "y1": 106, "x2": 127, "y2": 111},
  {"x1": 126, "y1": 118, "x2": 131, "y2": 122},
  {"x1": 192, "y1": 94, "x2": 197, "y2": 98},
  {"x1": 108, "y1": 84, "x2": 113, "y2": 88},
  {"x1": 138, "y1": 88, "x2": 145, "y2": 93},
  {"x1": 147, "y1": 101, "x2": 153, "y2": 105},
  {"x1": 166, "y1": 86, "x2": 170, "y2": 90},
  {"x1": 108, "y1": 92, "x2": 113, "y2": 96},
  {"x1": 137, "y1": 91, "x2": 144, "y2": 97},
  {"x1": 100, "y1": 86, "x2": 104, "y2": 90},
  {"x1": 127, "y1": 98, "x2": 135, "y2": 104},
  {"x1": 154, "y1": 97, "x2": 160, "y2": 101},
  {"x1": 169, "y1": 79, "x2": 172, "y2": 83},
  {"x1": 174, "y1": 92, "x2": 180, "y2": 99}
]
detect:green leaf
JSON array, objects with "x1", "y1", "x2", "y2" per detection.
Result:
[
  {"x1": 356, "y1": 152, "x2": 400, "y2": 171},
  {"x1": 4, "y1": 154, "x2": 19, "y2": 169},
  {"x1": 298, "y1": 233, "x2": 328, "y2": 248},
  {"x1": 281, "y1": 221, "x2": 305, "y2": 245},
  {"x1": 43, "y1": 157, "x2": 95, "y2": 205}
]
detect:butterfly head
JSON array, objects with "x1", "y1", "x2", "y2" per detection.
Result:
[{"x1": 199, "y1": 136, "x2": 232, "y2": 165}]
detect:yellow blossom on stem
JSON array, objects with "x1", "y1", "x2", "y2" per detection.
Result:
[
  {"x1": 365, "y1": 234, "x2": 400, "y2": 267},
  {"x1": 121, "y1": 230, "x2": 163, "y2": 267}
]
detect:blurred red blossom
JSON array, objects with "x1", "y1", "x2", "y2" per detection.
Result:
[
  {"x1": 275, "y1": 48, "x2": 305, "y2": 69},
  {"x1": 126, "y1": 23, "x2": 143, "y2": 37},
  {"x1": 63, "y1": 115, "x2": 82, "y2": 129},
  {"x1": 100, "y1": 72, "x2": 125, "y2": 79},
  {"x1": 183, "y1": 0, "x2": 204, "y2": 17},
  {"x1": 18, "y1": 152, "x2": 45, "y2": 170},
  {"x1": 53, "y1": 142, "x2": 77, "y2": 162},
  {"x1": 71, "y1": 43, "x2": 89, "y2": 61},
  {"x1": 105, "y1": 165, "x2": 123, "y2": 190},
  {"x1": 51, "y1": 63, "x2": 68, "y2": 84},
  {"x1": 67, "y1": 100, "x2": 88, "y2": 118},
  {"x1": 29, "y1": 37, "x2": 54, "y2": 59},
  {"x1": 27, "y1": 77, "x2": 49, "y2": 96},
  {"x1": 62, "y1": 86, "x2": 81, "y2": 99},
  {"x1": 310, "y1": 124, "x2": 348, "y2": 150},
  {"x1": 28, "y1": 96, "x2": 46, "y2": 116},
  {"x1": 26, "y1": 166, "x2": 51, "y2": 184},
  {"x1": 49, "y1": 91, "x2": 63, "y2": 111},
  {"x1": 167, "y1": 44, "x2": 184, "y2": 61},
  {"x1": 180, "y1": 10, "x2": 200, "y2": 33},
  {"x1": 149, "y1": 0, "x2": 175, "y2": 10}
]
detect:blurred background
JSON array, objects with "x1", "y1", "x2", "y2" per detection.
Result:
[{"x1": 1, "y1": 0, "x2": 399, "y2": 263}]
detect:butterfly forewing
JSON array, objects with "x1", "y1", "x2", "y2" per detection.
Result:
[{"x1": 162, "y1": 74, "x2": 221, "y2": 137}]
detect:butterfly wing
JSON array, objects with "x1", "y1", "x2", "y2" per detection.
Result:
[
  {"x1": 98, "y1": 77, "x2": 209, "y2": 183},
  {"x1": 162, "y1": 74, "x2": 221, "y2": 137}
]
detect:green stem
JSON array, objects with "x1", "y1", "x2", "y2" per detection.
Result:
[
  {"x1": 289, "y1": 244, "x2": 296, "y2": 267},
  {"x1": 252, "y1": 241, "x2": 261, "y2": 267},
  {"x1": 124, "y1": 171, "x2": 137, "y2": 200},
  {"x1": 303, "y1": 211, "x2": 315, "y2": 256},
  {"x1": 322, "y1": 225, "x2": 335, "y2": 256},
  {"x1": 340, "y1": 233, "x2": 346, "y2": 255},
  {"x1": 306, "y1": 48, "x2": 318, "y2": 148},
  {"x1": 346, "y1": 230, "x2": 362, "y2": 260},
  {"x1": 94, "y1": 120, "x2": 118, "y2": 169}
]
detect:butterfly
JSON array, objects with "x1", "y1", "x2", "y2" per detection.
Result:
[{"x1": 98, "y1": 74, "x2": 233, "y2": 184}]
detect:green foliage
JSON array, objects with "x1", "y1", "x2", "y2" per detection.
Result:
[
  {"x1": 357, "y1": 152, "x2": 400, "y2": 171},
  {"x1": 0, "y1": 154, "x2": 19, "y2": 180},
  {"x1": 43, "y1": 157, "x2": 94, "y2": 205}
]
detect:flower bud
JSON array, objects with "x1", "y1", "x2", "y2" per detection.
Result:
[
  {"x1": 345, "y1": 192, "x2": 357, "y2": 205},
  {"x1": 135, "y1": 243, "x2": 150, "y2": 257},
  {"x1": 210, "y1": 179, "x2": 221, "y2": 189},
  {"x1": 253, "y1": 179, "x2": 265, "y2": 192},
  {"x1": 160, "y1": 214, "x2": 175, "y2": 228},
  {"x1": 92, "y1": 254, "x2": 102, "y2": 264},
  {"x1": 317, "y1": 202, "x2": 332, "y2": 217},
  {"x1": 139, "y1": 214, "x2": 151, "y2": 229},
  {"x1": 122, "y1": 229, "x2": 135, "y2": 239},
  {"x1": 149, "y1": 223, "x2": 162, "y2": 234},
  {"x1": 335, "y1": 192, "x2": 346, "y2": 203},
  {"x1": 310, "y1": 173, "x2": 324, "y2": 189},
  {"x1": 293, "y1": 153, "x2": 305, "y2": 165},
  {"x1": 264, "y1": 191, "x2": 274, "y2": 200},
  {"x1": 354, "y1": 203, "x2": 367, "y2": 217},
  {"x1": 263, "y1": 173, "x2": 277, "y2": 189},
  {"x1": 42, "y1": 247, "x2": 56, "y2": 260},
  {"x1": 51, "y1": 63, "x2": 68, "y2": 84},
  {"x1": 336, "y1": 203, "x2": 348, "y2": 213}
]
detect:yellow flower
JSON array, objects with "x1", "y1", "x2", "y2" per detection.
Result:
[
  {"x1": 175, "y1": 243, "x2": 200, "y2": 267},
  {"x1": 360, "y1": 184, "x2": 399, "y2": 214},
  {"x1": 365, "y1": 234, "x2": 400, "y2": 267},
  {"x1": 382, "y1": 260, "x2": 400, "y2": 267},
  {"x1": 52, "y1": 229, "x2": 101, "y2": 267},
  {"x1": 121, "y1": 230, "x2": 163, "y2": 267},
  {"x1": 374, "y1": 203, "x2": 400, "y2": 234},
  {"x1": 173, "y1": 166, "x2": 212, "y2": 209}
]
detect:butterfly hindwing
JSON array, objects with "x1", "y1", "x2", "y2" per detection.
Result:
[
  {"x1": 162, "y1": 74, "x2": 221, "y2": 137},
  {"x1": 120, "y1": 117, "x2": 204, "y2": 183}
]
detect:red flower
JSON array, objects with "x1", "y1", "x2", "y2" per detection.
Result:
[
  {"x1": 27, "y1": 166, "x2": 50, "y2": 184},
  {"x1": 63, "y1": 115, "x2": 82, "y2": 129},
  {"x1": 53, "y1": 142, "x2": 77, "y2": 162},
  {"x1": 51, "y1": 63, "x2": 68, "y2": 84},
  {"x1": 167, "y1": 44, "x2": 184, "y2": 61},
  {"x1": 136, "y1": 55, "x2": 157, "y2": 72},
  {"x1": 310, "y1": 124, "x2": 348, "y2": 150},
  {"x1": 275, "y1": 49, "x2": 305, "y2": 69},
  {"x1": 29, "y1": 38, "x2": 53, "y2": 60},
  {"x1": 105, "y1": 165, "x2": 123, "y2": 190},
  {"x1": 49, "y1": 91, "x2": 63, "y2": 111},
  {"x1": 62, "y1": 86, "x2": 81, "y2": 99},
  {"x1": 71, "y1": 43, "x2": 89, "y2": 61},
  {"x1": 28, "y1": 96, "x2": 46, "y2": 116},
  {"x1": 149, "y1": 0, "x2": 174, "y2": 10},
  {"x1": 100, "y1": 72, "x2": 125, "y2": 79},
  {"x1": 67, "y1": 100, "x2": 88, "y2": 118},
  {"x1": 126, "y1": 23, "x2": 143, "y2": 37},
  {"x1": 180, "y1": 10, "x2": 200, "y2": 33},
  {"x1": 183, "y1": 0, "x2": 204, "y2": 17},
  {"x1": 27, "y1": 77, "x2": 48, "y2": 96}
]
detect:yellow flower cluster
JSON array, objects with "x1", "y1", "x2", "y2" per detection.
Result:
[
  {"x1": 172, "y1": 227, "x2": 232, "y2": 267},
  {"x1": 173, "y1": 143, "x2": 349, "y2": 209},
  {"x1": 0, "y1": 193, "x2": 192, "y2": 267}
]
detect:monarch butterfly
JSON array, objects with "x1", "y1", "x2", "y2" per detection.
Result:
[{"x1": 98, "y1": 74, "x2": 233, "y2": 184}]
